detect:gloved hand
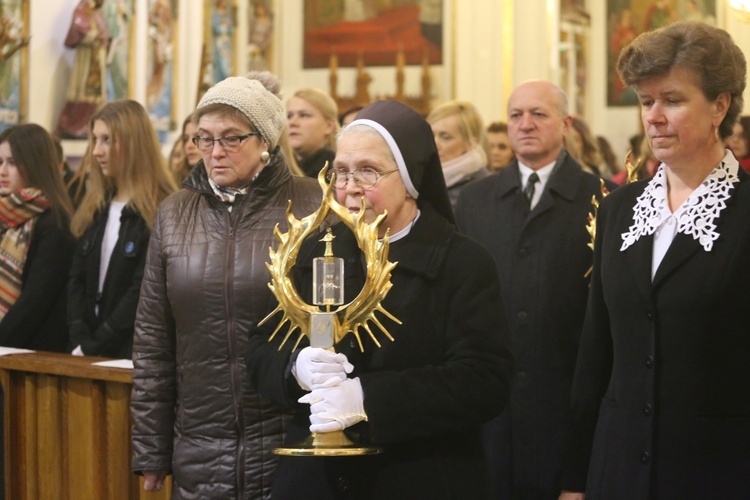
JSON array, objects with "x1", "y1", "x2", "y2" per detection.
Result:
[
  {"x1": 298, "y1": 377, "x2": 366, "y2": 433},
  {"x1": 292, "y1": 347, "x2": 354, "y2": 391}
]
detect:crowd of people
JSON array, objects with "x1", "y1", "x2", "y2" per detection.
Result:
[{"x1": 0, "y1": 18, "x2": 748, "y2": 500}]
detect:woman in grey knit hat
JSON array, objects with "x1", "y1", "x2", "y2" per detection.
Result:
[{"x1": 130, "y1": 72, "x2": 324, "y2": 499}]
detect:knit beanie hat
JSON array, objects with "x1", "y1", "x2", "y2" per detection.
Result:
[{"x1": 197, "y1": 76, "x2": 285, "y2": 148}]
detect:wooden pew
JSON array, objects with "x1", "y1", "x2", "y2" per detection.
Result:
[{"x1": 0, "y1": 351, "x2": 171, "y2": 499}]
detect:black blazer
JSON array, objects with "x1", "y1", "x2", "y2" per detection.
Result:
[
  {"x1": 68, "y1": 204, "x2": 150, "y2": 358},
  {"x1": 564, "y1": 169, "x2": 750, "y2": 498}
]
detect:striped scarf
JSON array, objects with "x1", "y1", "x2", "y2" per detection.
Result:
[
  {"x1": 0, "y1": 188, "x2": 50, "y2": 319},
  {"x1": 207, "y1": 176, "x2": 253, "y2": 213}
]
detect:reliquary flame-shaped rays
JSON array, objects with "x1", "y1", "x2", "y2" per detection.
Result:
[{"x1": 259, "y1": 165, "x2": 400, "y2": 351}]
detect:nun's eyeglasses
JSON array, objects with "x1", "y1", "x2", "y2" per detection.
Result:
[
  {"x1": 325, "y1": 167, "x2": 399, "y2": 190},
  {"x1": 192, "y1": 132, "x2": 260, "y2": 152}
]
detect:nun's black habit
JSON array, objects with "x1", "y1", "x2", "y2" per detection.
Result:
[{"x1": 246, "y1": 100, "x2": 512, "y2": 499}]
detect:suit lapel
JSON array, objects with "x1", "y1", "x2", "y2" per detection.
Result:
[
  {"x1": 623, "y1": 235, "x2": 656, "y2": 303},
  {"x1": 622, "y1": 217, "x2": 709, "y2": 294},
  {"x1": 528, "y1": 188, "x2": 555, "y2": 222},
  {"x1": 494, "y1": 162, "x2": 530, "y2": 223},
  {"x1": 525, "y1": 152, "x2": 582, "y2": 226},
  {"x1": 652, "y1": 232, "x2": 702, "y2": 288},
  {"x1": 618, "y1": 199, "x2": 701, "y2": 298}
]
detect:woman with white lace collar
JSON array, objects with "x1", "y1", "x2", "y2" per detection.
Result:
[{"x1": 561, "y1": 22, "x2": 750, "y2": 500}]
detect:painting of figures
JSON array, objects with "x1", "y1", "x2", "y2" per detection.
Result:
[
  {"x1": 104, "y1": 0, "x2": 132, "y2": 101},
  {"x1": 303, "y1": 0, "x2": 444, "y2": 68},
  {"x1": 146, "y1": 0, "x2": 177, "y2": 141},
  {"x1": 247, "y1": 0, "x2": 273, "y2": 71},
  {"x1": 208, "y1": 0, "x2": 236, "y2": 83},
  {"x1": 606, "y1": 0, "x2": 715, "y2": 106}
]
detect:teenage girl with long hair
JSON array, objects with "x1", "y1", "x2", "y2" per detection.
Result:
[
  {"x1": 68, "y1": 99, "x2": 177, "y2": 358},
  {"x1": 0, "y1": 124, "x2": 75, "y2": 351}
]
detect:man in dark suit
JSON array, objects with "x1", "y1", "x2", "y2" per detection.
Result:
[{"x1": 455, "y1": 80, "x2": 611, "y2": 499}]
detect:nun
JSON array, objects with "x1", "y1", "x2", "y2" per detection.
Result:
[{"x1": 247, "y1": 100, "x2": 512, "y2": 498}]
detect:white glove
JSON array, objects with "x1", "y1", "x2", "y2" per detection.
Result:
[
  {"x1": 298, "y1": 377, "x2": 366, "y2": 433},
  {"x1": 71, "y1": 345, "x2": 84, "y2": 356},
  {"x1": 292, "y1": 347, "x2": 353, "y2": 391}
]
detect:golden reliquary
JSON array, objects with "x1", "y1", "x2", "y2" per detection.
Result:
[{"x1": 259, "y1": 165, "x2": 400, "y2": 456}]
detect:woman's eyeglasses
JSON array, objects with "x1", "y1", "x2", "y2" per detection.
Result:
[
  {"x1": 192, "y1": 132, "x2": 260, "y2": 152},
  {"x1": 325, "y1": 167, "x2": 399, "y2": 190}
]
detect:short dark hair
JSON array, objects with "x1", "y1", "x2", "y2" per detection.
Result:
[
  {"x1": 339, "y1": 106, "x2": 364, "y2": 126},
  {"x1": 487, "y1": 121, "x2": 508, "y2": 134},
  {"x1": 617, "y1": 21, "x2": 746, "y2": 140}
]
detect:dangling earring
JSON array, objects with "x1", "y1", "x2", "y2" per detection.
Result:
[
  {"x1": 715, "y1": 126, "x2": 720, "y2": 143},
  {"x1": 261, "y1": 151, "x2": 270, "y2": 163}
]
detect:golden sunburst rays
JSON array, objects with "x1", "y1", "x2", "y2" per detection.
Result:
[
  {"x1": 584, "y1": 178, "x2": 610, "y2": 278},
  {"x1": 584, "y1": 150, "x2": 641, "y2": 278},
  {"x1": 258, "y1": 164, "x2": 400, "y2": 352},
  {"x1": 624, "y1": 149, "x2": 642, "y2": 184}
]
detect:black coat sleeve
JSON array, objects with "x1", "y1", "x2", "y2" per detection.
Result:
[{"x1": 561, "y1": 194, "x2": 615, "y2": 492}]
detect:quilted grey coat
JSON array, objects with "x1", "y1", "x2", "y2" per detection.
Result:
[{"x1": 131, "y1": 154, "x2": 323, "y2": 499}]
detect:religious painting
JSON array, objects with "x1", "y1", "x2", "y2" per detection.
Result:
[
  {"x1": 303, "y1": 0, "x2": 444, "y2": 68},
  {"x1": 202, "y1": 0, "x2": 237, "y2": 88},
  {"x1": 247, "y1": 0, "x2": 274, "y2": 71},
  {"x1": 146, "y1": 0, "x2": 178, "y2": 142},
  {"x1": 103, "y1": 0, "x2": 133, "y2": 101},
  {"x1": 606, "y1": 0, "x2": 716, "y2": 106},
  {"x1": 559, "y1": 0, "x2": 590, "y2": 117},
  {"x1": 559, "y1": 27, "x2": 588, "y2": 118},
  {"x1": 0, "y1": 0, "x2": 28, "y2": 132}
]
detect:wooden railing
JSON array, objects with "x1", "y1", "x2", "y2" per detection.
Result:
[{"x1": 0, "y1": 351, "x2": 171, "y2": 499}]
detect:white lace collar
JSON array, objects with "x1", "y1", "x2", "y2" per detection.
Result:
[{"x1": 620, "y1": 150, "x2": 740, "y2": 252}]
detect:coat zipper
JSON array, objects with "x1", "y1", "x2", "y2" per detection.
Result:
[{"x1": 224, "y1": 204, "x2": 246, "y2": 496}]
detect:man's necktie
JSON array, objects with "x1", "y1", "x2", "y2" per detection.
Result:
[{"x1": 524, "y1": 172, "x2": 540, "y2": 205}]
